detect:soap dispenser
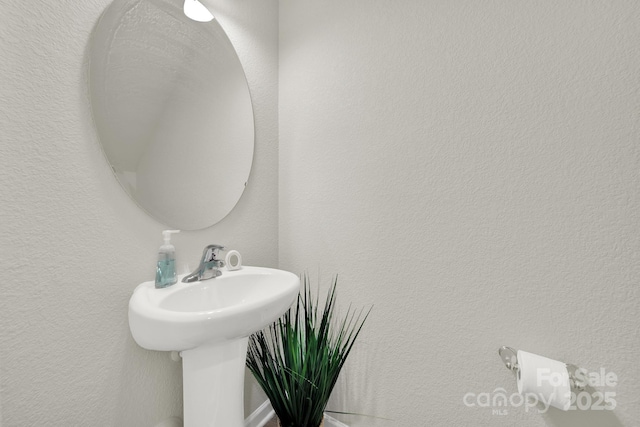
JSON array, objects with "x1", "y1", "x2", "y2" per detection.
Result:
[{"x1": 155, "y1": 230, "x2": 180, "y2": 288}]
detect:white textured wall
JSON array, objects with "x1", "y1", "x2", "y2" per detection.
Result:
[
  {"x1": 279, "y1": 1, "x2": 640, "y2": 426},
  {"x1": 0, "y1": 0, "x2": 277, "y2": 424}
]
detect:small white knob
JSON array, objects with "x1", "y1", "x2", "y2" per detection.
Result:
[{"x1": 225, "y1": 250, "x2": 242, "y2": 271}]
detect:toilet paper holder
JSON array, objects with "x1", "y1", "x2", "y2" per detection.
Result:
[{"x1": 498, "y1": 346, "x2": 585, "y2": 391}]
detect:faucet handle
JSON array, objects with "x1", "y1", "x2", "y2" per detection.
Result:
[
  {"x1": 182, "y1": 244, "x2": 226, "y2": 283},
  {"x1": 202, "y1": 244, "x2": 226, "y2": 263}
]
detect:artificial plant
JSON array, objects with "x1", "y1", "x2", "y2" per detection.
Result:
[{"x1": 246, "y1": 274, "x2": 371, "y2": 427}]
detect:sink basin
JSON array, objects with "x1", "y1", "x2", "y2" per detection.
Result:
[
  {"x1": 129, "y1": 266, "x2": 299, "y2": 351},
  {"x1": 128, "y1": 266, "x2": 300, "y2": 427}
]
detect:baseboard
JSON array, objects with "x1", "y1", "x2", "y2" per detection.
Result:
[
  {"x1": 244, "y1": 401, "x2": 349, "y2": 427},
  {"x1": 244, "y1": 400, "x2": 275, "y2": 427},
  {"x1": 324, "y1": 413, "x2": 349, "y2": 427}
]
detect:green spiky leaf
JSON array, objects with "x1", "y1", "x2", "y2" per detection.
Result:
[{"x1": 246, "y1": 274, "x2": 371, "y2": 427}]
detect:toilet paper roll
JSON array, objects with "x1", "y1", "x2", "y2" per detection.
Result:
[
  {"x1": 517, "y1": 350, "x2": 571, "y2": 411},
  {"x1": 225, "y1": 250, "x2": 242, "y2": 271}
]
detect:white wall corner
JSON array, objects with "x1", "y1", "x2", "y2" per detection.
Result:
[{"x1": 245, "y1": 401, "x2": 349, "y2": 427}]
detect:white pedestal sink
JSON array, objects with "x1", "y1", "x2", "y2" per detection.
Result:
[{"x1": 128, "y1": 266, "x2": 300, "y2": 427}]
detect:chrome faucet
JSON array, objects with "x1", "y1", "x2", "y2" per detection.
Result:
[{"x1": 182, "y1": 244, "x2": 226, "y2": 283}]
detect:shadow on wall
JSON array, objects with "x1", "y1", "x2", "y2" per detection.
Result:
[
  {"x1": 541, "y1": 391, "x2": 623, "y2": 427},
  {"x1": 111, "y1": 332, "x2": 183, "y2": 426}
]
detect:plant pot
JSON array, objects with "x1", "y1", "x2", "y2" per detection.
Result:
[{"x1": 277, "y1": 417, "x2": 324, "y2": 427}]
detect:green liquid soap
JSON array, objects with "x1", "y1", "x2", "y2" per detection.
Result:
[{"x1": 155, "y1": 259, "x2": 176, "y2": 288}]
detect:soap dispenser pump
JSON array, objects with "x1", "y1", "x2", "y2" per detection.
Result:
[{"x1": 155, "y1": 230, "x2": 180, "y2": 288}]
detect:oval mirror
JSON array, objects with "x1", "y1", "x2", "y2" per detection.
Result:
[{"x1": 89, "y1": 0, "x2": 254, "y2": 230}]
